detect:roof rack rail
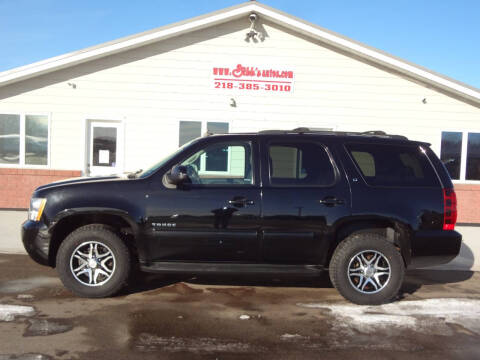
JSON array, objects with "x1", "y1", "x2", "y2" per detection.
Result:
[
  {"x1": 258, "y1": 128, "x2": 408, "y2": 140},
  {"x1": 360, "y1": 130, "x2": 387, "y2": 136},
  {"x1": 292, "y1": 127, "x2": 335, "y2": 133},
  {"x1": 202, "y1": 131, "x2": 229, "y2": 137},
  {"x1": 258, "y1": 128, "x2": 330, "y2": 134},
  {"x1": 257, "y1": 129, "x2": 290, "y2": 134}
]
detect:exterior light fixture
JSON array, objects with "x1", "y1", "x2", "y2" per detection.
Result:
[{"x1": 246, "y1": 13, "x2": 263, "y2": 41}]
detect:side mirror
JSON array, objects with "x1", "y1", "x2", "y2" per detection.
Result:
[{"x1": 166, "y1": 165, "x2": 190, "y2": 185}]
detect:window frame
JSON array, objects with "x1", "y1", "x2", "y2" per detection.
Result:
[
  {"x1": 266, "y1": 140, "x2": 339, "y2": 188},
  {"x1": 174, "y1": 139, "x2": 256, "y2": 188},
  {"x1": 0, "y1": 112, "x2": 51, "y2": 168},
  {"x1": 345, "y1": 142, "x2": 441, "y2": 188},
  {"x1": 177, "y1": 119, "x2": 231, "y2": 175},
  {"x1": 438, "y1": 129, "x2": 480, "y2": 184}
]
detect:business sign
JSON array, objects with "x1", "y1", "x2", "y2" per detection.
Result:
[{"x1": 212, "y1": 64, "x2": 295, "y2": 93}]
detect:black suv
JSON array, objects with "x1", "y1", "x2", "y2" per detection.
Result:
[{"x1": 22, "y1": 128, "x2": 461, "y2": 305}]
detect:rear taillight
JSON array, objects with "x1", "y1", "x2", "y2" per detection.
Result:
[{"x1": 443, "y1": 188, "x2": 457, "y2": 231}]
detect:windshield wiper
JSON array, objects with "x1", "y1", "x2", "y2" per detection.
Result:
[{"x1": 127, "y1": 169, "x2": 143, "y2": 179}]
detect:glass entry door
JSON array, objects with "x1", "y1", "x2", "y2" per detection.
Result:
[{"x1": 88, "y1": 121, "x2": 123, "y2": 176}]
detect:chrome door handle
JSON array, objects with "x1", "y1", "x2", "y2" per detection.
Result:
[
  {"x1": 319, "y1": 197, "x2": 344, "y2": 207},
  {"x1": 228, "y1": 197, "x2": 254, "y2": 207}
]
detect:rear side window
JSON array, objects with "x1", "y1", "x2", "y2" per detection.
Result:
[
  {"x1": 268, "y1": 142, "x2": 335, "y2": 186},
  {"x1": 346, "y1": 143, "x2": 439, "y2": 187}
]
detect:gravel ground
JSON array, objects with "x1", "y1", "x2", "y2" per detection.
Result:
[{"x1": 0, "y1": 254, "x2": 479, "y2": 360}]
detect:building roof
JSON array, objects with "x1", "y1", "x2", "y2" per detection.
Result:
[{"x1": 1, "y1": 1, "x2": 479, "y2": 106}]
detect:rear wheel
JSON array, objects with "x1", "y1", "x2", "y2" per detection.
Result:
[
  {"x1": 56, "y1": 224, "x2": 131, "y2": 298},
  {"x1": 329, "y1": 231, "x2": 404, "y2": 305}
]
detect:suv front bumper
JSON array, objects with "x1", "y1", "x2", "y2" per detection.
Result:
[
  {"x1": 409, "y1": 230, "x2": 462, "y2": 268},
  {"x1": 21, "y1": 220, "x2": 51, "y2": 266}
]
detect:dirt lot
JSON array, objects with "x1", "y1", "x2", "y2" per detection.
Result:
[{"x1": 0, "y1": 254, "x2": 479, "y2": 360}]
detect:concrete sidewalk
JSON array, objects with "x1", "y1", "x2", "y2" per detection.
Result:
[
  {"x1": 0, "y1": 211, "x2": 28, "y2": 254},
  {"x1": 1, "y1": 210, "x2": 478, "y2": 271}
]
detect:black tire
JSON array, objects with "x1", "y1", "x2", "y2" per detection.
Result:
[
  {"x1": 329, "y1": 231, "x2": 404, "y2": 305},
  {"x1": 56, "y1": 224, "x2": 131, "y2": 298}
]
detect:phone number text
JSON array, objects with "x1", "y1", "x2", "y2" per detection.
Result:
[{"x1": 214, "y1": 81, "x2": 292, "y2": 92}]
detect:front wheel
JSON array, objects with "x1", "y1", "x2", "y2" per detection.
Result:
[
  {"x1": 56, "y1": 224, "x2": 131, "y2": 298},
  {"x1": 329, "y1": 231, "x2": 405, "y2": 305}
]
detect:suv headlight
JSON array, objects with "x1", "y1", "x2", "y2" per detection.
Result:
[{"x1": 29, "y1": 198, "x2": 47, "y2": 222}]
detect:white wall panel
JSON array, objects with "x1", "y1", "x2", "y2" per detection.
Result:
[{"x1": 0, "y1": 18, "x2": 478, "y2": 173}]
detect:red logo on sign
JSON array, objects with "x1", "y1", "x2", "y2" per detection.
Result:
[
  {"x1": 213, "y1": 64, "x2": 294, "y2": 93},
  {"x1": 213, "y1": 64, "x2": 294, "y2": 79}
]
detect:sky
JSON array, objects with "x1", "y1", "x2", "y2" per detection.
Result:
[{"x1": 0, "y1": 0, "x2": 479, "y2": 89}]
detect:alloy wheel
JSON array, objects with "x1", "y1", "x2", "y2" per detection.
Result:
[
  {"x1": 347, "y1": 250, "x2": 391, "y2": 294},
  {"x1": 69, "y1": 241, "x2": 116, "y2": 287}
]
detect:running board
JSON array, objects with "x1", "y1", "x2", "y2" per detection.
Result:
[{"x1": 140, "y1": 262, "x2": 325, "y2": 276}]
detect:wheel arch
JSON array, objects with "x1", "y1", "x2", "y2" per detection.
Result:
[
  {"x1": 48, "y1": 208, "x2": 140, "y2": 267},
  {"x1": 328, "y1": 217, "x2": 412, "y2": 268}
]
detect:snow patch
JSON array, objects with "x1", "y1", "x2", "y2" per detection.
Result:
[
  {"x1": 0, "y1": 304, "x2": 35, "y2": 322},
  {"x1": 297, "y1": 298, "x2": 480, "y2": 335},
  {"x1": 0, "y1": 277, "x2": 60, "y2": 294},
  {"x1": 239, "y1": 314, "x2": 250, "y2": 320},
  {"x1": 0, "y1": 354, "x2": 52, "y2": 360}
]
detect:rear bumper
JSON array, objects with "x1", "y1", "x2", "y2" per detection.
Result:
[
  {"x1": 409, "y1": 230, "x2": 462, "y2": 268},
  {"x1": 21, "y1": 220, "x2": 51, "y2": 266}
]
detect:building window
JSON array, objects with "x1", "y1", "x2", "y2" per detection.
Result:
[
  {"x1": 179, "y1": 121, "x2": 202, "y2": 147},
  {"x1": 178, "y1": 120, "x2": 229, "y2": 173},
  {"x1": 0, "y1": 114, "x2": 20, "y2": 164},
  {"x1": 466, "y1": 133, "x2": 480, "y2": 181},
  {"x1": 440, "y1": 131, "x2": 480, "y2": 182},
  {"x1": 0, "y1": 113, "x2": 49, "y2": 167},
  {"x1": 179, "y1": 121, "x2": 229, "y2": 147},
  {"x1": 440, "y1": 132, "x2": 462, "y2": 180}
]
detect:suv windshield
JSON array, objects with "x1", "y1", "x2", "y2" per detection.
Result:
[{"x1": 137, "y1": 139, "x2": 199, "y2": 179}]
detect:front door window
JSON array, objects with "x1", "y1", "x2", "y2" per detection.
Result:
[{"x1": 180, "y1": 141, "x2": 253, "y2": 185}]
